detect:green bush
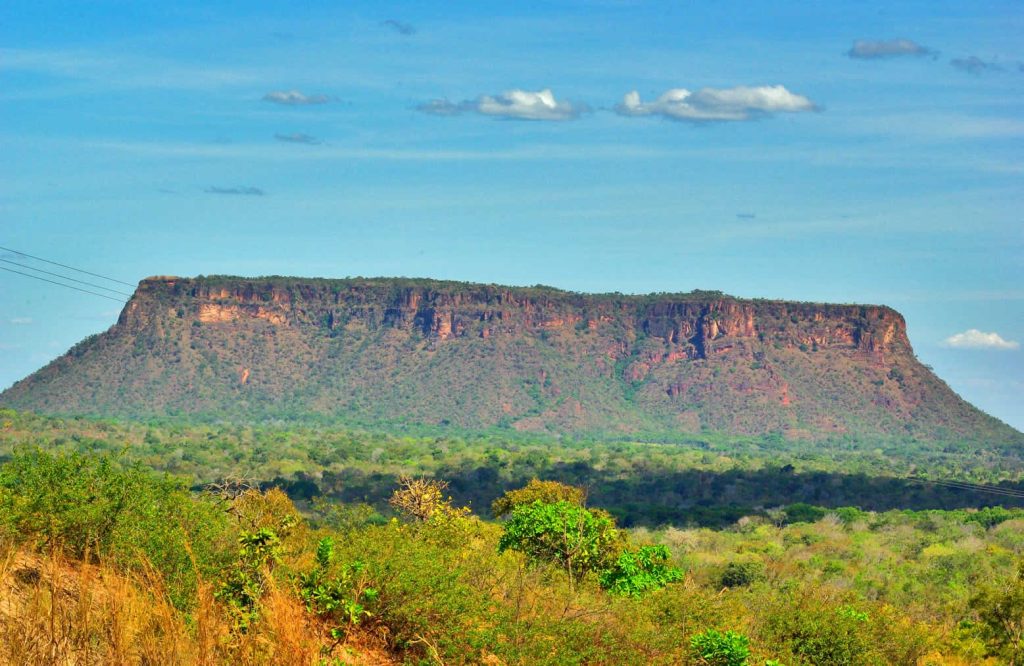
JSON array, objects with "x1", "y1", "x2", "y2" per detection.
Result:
[
  {"x1": 498, "y1": 500, "x2": 620, "y2": 584},
  {"x1": 331, "y1": 519, "x2": 494, "y2": 662},
  {"x1": 690, "y1": 628, "x2": 751, "y2": 666},
  {"x1": 720, "y1": 560, "x2": 767, "y2": 588},
  {"x1": 0, "y1": 448, "x2": 233, "y2": 608},
  {"x1": 599, "y1": 544, "x2": 683, "y2": 597},
  {"x1": 783, "y1": 503, "x2": 827, "y2": 524},
  {"x1": 297, "y1": 537, "x2": 378, "y2": 637},
  {"x1": 970, "y1": 561, "x2": 1024, "y2": 663},
  {"x1": 216, "y1": 527, "x2": 283, "y2": 630},
  {"x1": 762, "y1": 603, "x2": 876, "y2": 666}
]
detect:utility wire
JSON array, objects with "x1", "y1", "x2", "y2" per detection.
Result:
[
  {"x1": 0, "y1": 244, "x2": 135, "y2": 287},
  {"x1": 921, "y1": 479, "x2": 1024, "y2": 495},
  {"x1": 0, "y1": 258, "x2": 133, "y2": 297},
  {"x1": 908, "y1": 476, "x2": 1024, "y2": 499},
  {"x1": 0, "y1": 265, "x2": 128, "y2": 303},
  {"x1": 929, "y1": 479, "x2": 1024, "y2": 495},
  {"x1": 916, "y1": 477, "x2": 1024, "y2": 496}
]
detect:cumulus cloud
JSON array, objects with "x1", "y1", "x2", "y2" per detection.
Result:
[
  {"x1": 205, "y1": 186, "x2": 265, "y2": 196},
  {"x1": 942, "y1": 329, "x2": 1020, "y2": 350},
  {"x1": 418, "y1": 88, "x2": 584, "y2": 121},
  {"x1": 615, "y1": 85, "x2": 816, "y2": 122},
  {"x1": 9, "y1": 317, "x2": 32, "y2": 325},
  {"x1": 950, "y1": 56, "x2": 1003, "y2": 75},
  {"x1": 274, "y1": 132, "x2": 322, "y2": 145},
  {"x1": 382, "y1": 19, "x2": 416, "y2": 36},
  {"x1": 847, "y1": 39, "x2": 935, "y2": 59},
  {"x1": 262, "y1": 90, "x2": 331, "y2": 106}
]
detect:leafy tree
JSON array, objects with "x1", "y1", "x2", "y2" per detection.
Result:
[
  {"x1": 599, "y1": 544, "x2": 683, "y2": 597},
  {"x1": 491, "y1": 478, "x2": 586, "y2": 517},
  {"x1": 497, "y1": 500, "x2": 619, "y2": 585}
]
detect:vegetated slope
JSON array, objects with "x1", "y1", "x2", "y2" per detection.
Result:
[{"x1": 2, "y1": 276, "x2": 1019, "y2": 446}]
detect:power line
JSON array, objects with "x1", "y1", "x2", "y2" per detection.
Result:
[
  {"x1": 0, "y1": 244, "x2": 134, "y2": 287},
  {"x1": 0, "y1": 258, "x2": 133, "y2": 298},
  {"x1": 0, "y1": 265, "x2": 128, "y2": 303},
  {"x1": 909, "y1": 477, "x2": 1024, "y2": 497},
  {"x1": 908, "y1": 476, "x2": 1024, "y2": 499},
  {"x1": 925, "y1": 479, "x2": 1019, "y2": 495},
  {"x1": 920, "y1": 477, "x2": 1024, "y2": 496}
]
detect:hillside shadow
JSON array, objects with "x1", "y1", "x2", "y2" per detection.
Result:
[{"x1": 272, "y1": 462, "x2": 1024, "y2": 528}]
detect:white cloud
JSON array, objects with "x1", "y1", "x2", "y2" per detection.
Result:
[
  {"x1": 616, "y1": 85, "x2": 816, "y2": 122},
  {"x1": 847, "y1": 39, "x2": 934, "y2": 59},
  {"x1": 9, "y1": 317, "x2": 32, "y2": 325},
  {"x1": 262, "y1": 90, "x2": 331, "y2": 106},
  {"x1": 942, "y1": 329, "x2": 1020, "y2": 350},
  {"x1": 418, "y1": 88, "x2": 584, "y2": 121}
]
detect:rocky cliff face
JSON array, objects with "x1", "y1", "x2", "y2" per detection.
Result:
[
  {"x1": 121, "y1": 277, "x2": 910, "y2": 355},
  {"x1": 2, "y1": 276, "x2": 1018, "y2": 445}
]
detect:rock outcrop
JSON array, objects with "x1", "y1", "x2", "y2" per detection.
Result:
[{"x1": 2, "y1": 276, "x2": 1018, "y2": 445}]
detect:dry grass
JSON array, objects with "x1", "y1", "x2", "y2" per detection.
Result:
[{"x1": 0, "y1": 543, "x2": 397, "y2": 666}]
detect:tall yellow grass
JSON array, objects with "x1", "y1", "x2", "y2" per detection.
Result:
[{"x1": 0, "y1": 543, "x2": 396, "y2": 666}]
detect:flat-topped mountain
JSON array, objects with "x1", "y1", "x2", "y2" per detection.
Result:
[{"x1": 2, "y1": 276, "x2": 1019, "y2": 445}]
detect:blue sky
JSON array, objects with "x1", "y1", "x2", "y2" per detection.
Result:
[{"x1": 1, "y1": 0, "x2": 1022, "y2": 429}]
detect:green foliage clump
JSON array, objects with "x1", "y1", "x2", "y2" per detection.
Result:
[
  {"x1": 964, "y1": 505, "x2": 1016, "y2": 529},
  {"x1": 310, "y1": 497, "x2": 385, "y2": 532},
  {"x1": 761, "y1": 603, "x2": 875, "y2": 666},
  {"x1": 298, "y1": 537, "x2": 378, "y2": 637},
  {"x1": 720, "y1": 560, "x2": 767, "y2": 588},
  {"x1": 969, "y1": 561, "x2": 1024, "y2": 663},
  {"x1": 599, "y1": 544, "x2": 683, "y2": 597},
  {"x1": 0, "y1": 447, "x2": 232, "y2": 608},
  {"x1": 689, "y1": 628, "x2": 751, "y2": 666},
  {"x1": 216, "y1": 527, "x2": 283, "y2": 630},
  {"x1": 498, "y1": 500, "x2": 620, "y2": 584},
  {"x1": 783, "y1": 503, "x2": 827, "y2": 524},
  {"x1": 491, "y1": 478, "x2": 586, "y2": 517}
]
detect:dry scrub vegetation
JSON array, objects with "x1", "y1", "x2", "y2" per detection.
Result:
[{"x1": 1, "y1": 449, "x2": 1022, "y2": 664}]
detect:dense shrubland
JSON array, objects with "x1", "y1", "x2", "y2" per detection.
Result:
[
  {"x1": 2, "y1": 410, "x2": 1022, "y2": 533},
  {"x1": 2, "y1": 447, "x2": 1023, "y2": 664}
]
